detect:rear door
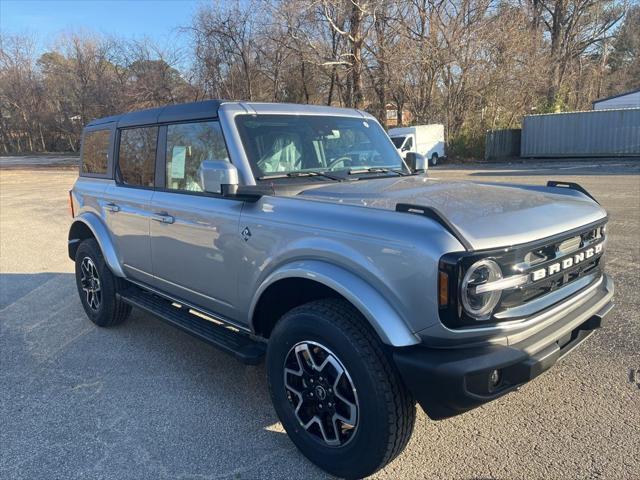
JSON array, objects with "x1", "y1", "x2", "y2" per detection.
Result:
[
  {"x1": 103, "y1": 126, "x2": 158, "y2": 283},
  {"x1": 148, "y1": 120, "x2": 243, "y2": 320}
]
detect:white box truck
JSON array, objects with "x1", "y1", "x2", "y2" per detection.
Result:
[{"x1": 389, "y1": 124, "x2": 446, "y2": 166}]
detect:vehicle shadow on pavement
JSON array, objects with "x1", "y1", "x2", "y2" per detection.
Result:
[
  {"x1": 0, "y1": 272, "x2": 60, "y2": 309},
  {"x1": 0, "y1": 272, "x2": 335, "y2": 480}
]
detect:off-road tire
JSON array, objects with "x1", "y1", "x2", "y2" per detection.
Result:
[
  {"x1": 74, "y1": 239, "x2": 131, "y2": 327},
  {"x1": 267, "y1": 298, "x2": 416, "y2": 479}
]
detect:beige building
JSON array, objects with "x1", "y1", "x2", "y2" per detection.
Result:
[{"x1": 385, "y1": 104, "x2": 412, "y2": 127}]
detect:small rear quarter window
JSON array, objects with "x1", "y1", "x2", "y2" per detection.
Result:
[
  {"x1": 117, "y1": 127, "x2": 157, "y2": 187},
  {"x1": 81, "y1": 129, "x2": 111, "y2": 175}
]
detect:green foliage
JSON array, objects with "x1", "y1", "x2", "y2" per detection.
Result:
[
  {"x1": 534, "y1": 95, "x2": 569, "y2": 114},
  {"x1": 448, "y1": 130, "x2": 485, "y2": 160}
]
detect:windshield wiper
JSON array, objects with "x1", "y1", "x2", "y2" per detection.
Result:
[
  {"x1": 391, "y1": 168, "x2": 412, "y2": 176},
  {"x1": 348, "y1": 167, "x2": 388, "y2": 174},
  {"x1": 348, "y1": 167, "x2": 406, "y2": 176},
  {"x1": 257, "y1": 171, "x2": 344, "y2": 181}
]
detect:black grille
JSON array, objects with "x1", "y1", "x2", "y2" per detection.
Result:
[
  {"x1": 438, "y1": 219, "x2": 607, "y2": 328},
  {"x1": 497, "y1": 224, "x2": 605, "y2": 312}
]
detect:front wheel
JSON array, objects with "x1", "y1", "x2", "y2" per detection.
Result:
[
  {"x1": 267, "y1": 299, "x2": 416, "y2": 479},
  {"x1": 430, "y1": 153, "x2": 439, "y2": 166}
]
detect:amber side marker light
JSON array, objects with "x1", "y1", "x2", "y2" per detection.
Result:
[
  {"x1": 438, "y1": 270, "x2": 449, "y2": 306},
  {"x1": 68, "y1": 190, "x2": 75, "y2": 218}
]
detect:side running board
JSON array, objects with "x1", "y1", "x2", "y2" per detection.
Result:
[
  {"x1": 546, "y1": 180, "x2": 599, "y2": 204},
  {"x1": 395, "y1": 203, "x2": 473, "y2": 251},
  {"x1": 117, "y1": 286, "x2": 265, "y2": 365}
]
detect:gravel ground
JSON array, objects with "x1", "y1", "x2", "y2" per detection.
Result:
[
  {"x1": 0, "y1": 154, "x2": 78, "y2": 168},
  {"x1": 1, "y1": 158, "x2": 639, "y2": 479}
]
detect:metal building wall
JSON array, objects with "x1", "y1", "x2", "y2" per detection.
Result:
[
  {"x1": 521, "y1": 109, "x2": 640, "y2": 157},
  {"x1": 485, "y1": 129, "x2": 521, "y2": 161},
  {"x1": 593, "y1": 90, "x2": 640, "y2": 110}
]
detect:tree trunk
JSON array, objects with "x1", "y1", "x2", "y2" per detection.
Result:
[
  {"x1": 547, "y1": 0, "x2": 566, "y2": 107},
  {"x1": 327, "y1": 65, "x2": 336, "y2": 106},
  {"x1": 379, "y1": 90, "x2": 387, "y2": 129},
  {"x1": 349, "y1": 1, "x2": 364, "y2": 109},
  {"x1": 241, "y1": 54, "x2": 253, "y2": 100},
  {"x1": 39, "y1": 124, "x2": 46, "y2": 151},
  {"x1": 301, "y1": 61, "x2": 310, "y2": 103}
]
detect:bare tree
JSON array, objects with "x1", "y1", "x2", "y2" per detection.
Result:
[
  {"x1": 534, "y1": 0, "x2": 625, "y2": 108},
  {"x1": 320, "y1": 0, "x2": 378, "y2": 108},
  {"x1": 190, "y1": 1, "x2": 260, "y2": 100},
  {"x1": 0, "y1": 1, "x2": 635, "y2": 156}
]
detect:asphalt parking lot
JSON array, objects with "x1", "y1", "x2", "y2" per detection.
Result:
[{"x1": 1, "y1": 158, "x2": 639, "y2": 479}]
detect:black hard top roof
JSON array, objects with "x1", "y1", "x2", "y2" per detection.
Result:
[{"x1": 85, "y1": 99, "x2": 225, "y2": 128}]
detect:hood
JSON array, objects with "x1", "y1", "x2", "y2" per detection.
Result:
[{"x1": 297, "y1": 176, "x2": 607, "y2": 250}]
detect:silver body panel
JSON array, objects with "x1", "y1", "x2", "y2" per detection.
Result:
[
  {"x1": 148, "y1": 191, "x2": 243, "y2": 319},
  {"x1": 69, "y1": 101, "x2": 611, "y2": 349},
  {"x1": 102, "y1": 184, "x2": 155, "y2": 282},
  {"x1": 237, "y1": 195, "x2": 461, "y2": 345},
  {"x1": 297, "y1": 176, "x2": 607, "y2": 251}
]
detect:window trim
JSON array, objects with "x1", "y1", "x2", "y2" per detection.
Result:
[
  {"x1": 114, "y1": 125, "x2": 160, "y2": 190},
  {"x1": 233, "y1": 113, "x2": 401, "y2": 181},
  {"x1": 157, "y1": 118, "x2": 233, "y2": 197},
  {"x1": 108, "y1": 116, "x2": 236, "y2": 199},
  {"x1": 155, "y1": 125, "x2": 167, "y2": 189},
  {"x1": 79, "y1": 124, "x2": 115, "y2": 179}
]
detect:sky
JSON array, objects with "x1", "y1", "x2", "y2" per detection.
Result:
[{"x1": 1, "y1": 0, "x2": 203, "y2": 52}]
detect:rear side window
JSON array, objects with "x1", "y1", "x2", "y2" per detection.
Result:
[
  {"x1": 165, "y1": 121, "x2": 229, "y2": 191},
  {"x1": 117, "y1": 127, "x2": 157, "y2": 187},
  {"x1": 81, "y1": 129, "x2": 110, "y2": 174}
]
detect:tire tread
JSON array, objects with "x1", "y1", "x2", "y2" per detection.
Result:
[{"x1": 282, "y1": 298, "x2": 416, "y2": 474}]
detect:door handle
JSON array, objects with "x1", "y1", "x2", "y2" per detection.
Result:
[
  {"x1": 151, "y1": 213, "x2": 175, "y2": 224},
  {"x1": 104, "y1": 203, "x2": 120, "y2": 213}
]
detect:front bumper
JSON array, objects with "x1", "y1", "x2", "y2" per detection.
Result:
[{"x1": 393, "y1": 273, "x2": 614, "y2": 420}]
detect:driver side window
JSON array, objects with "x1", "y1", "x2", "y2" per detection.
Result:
[
  {"x1": 165, "y1": 121, "x2": 229, "y2": 191},
  {"x1": 402, "y1": 136, "x2": 413, "y2": 151}
]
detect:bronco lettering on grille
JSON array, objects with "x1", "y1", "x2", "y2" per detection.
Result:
[{"x1": 530, "y1": 243, "x2": 603, "y2": 282}]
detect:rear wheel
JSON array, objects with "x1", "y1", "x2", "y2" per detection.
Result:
[
  {"x1": 267, "y1": 299, "x2": 416, "y2": 479},
  {"x1": 74, "y1": 239, "x2": 131, "y2": 327},
  {"x1": 430, "y1": 153, "x2": 439, "y2": 166}
]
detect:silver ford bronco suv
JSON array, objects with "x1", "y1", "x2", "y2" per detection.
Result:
[{"x1": 69, "y1": 100, "x2": 614, "y2": 479}]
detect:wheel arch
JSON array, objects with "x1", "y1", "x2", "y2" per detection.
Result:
[
  {"x1": 249, "y1": 260, "x2": 420, "y2": 347},
  {"x1": 68, "y1": 213, "x2": 125, "y2": 277}
]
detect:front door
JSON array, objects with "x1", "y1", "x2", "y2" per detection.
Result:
[
  {"x1": 401, "y1": 135, "x2": 415, "y2": 155},
  {"x1": 148, "y1": 120, "x2": 242, "y2": 320},
  {"x1": 104, "y1": 125, "x2": 158, "y2": 283}
]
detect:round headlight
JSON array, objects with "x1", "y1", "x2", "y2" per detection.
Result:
[{"x1": 460, "y1": 259, "x2": 502, "y2": 320}]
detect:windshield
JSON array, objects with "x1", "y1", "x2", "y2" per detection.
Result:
[
  {"x1": 390, "y1": 136, "x2": 406, "y2": 149},
  {"x1": 235, "y1": 114, "x2": 403, "y2": 178}
]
